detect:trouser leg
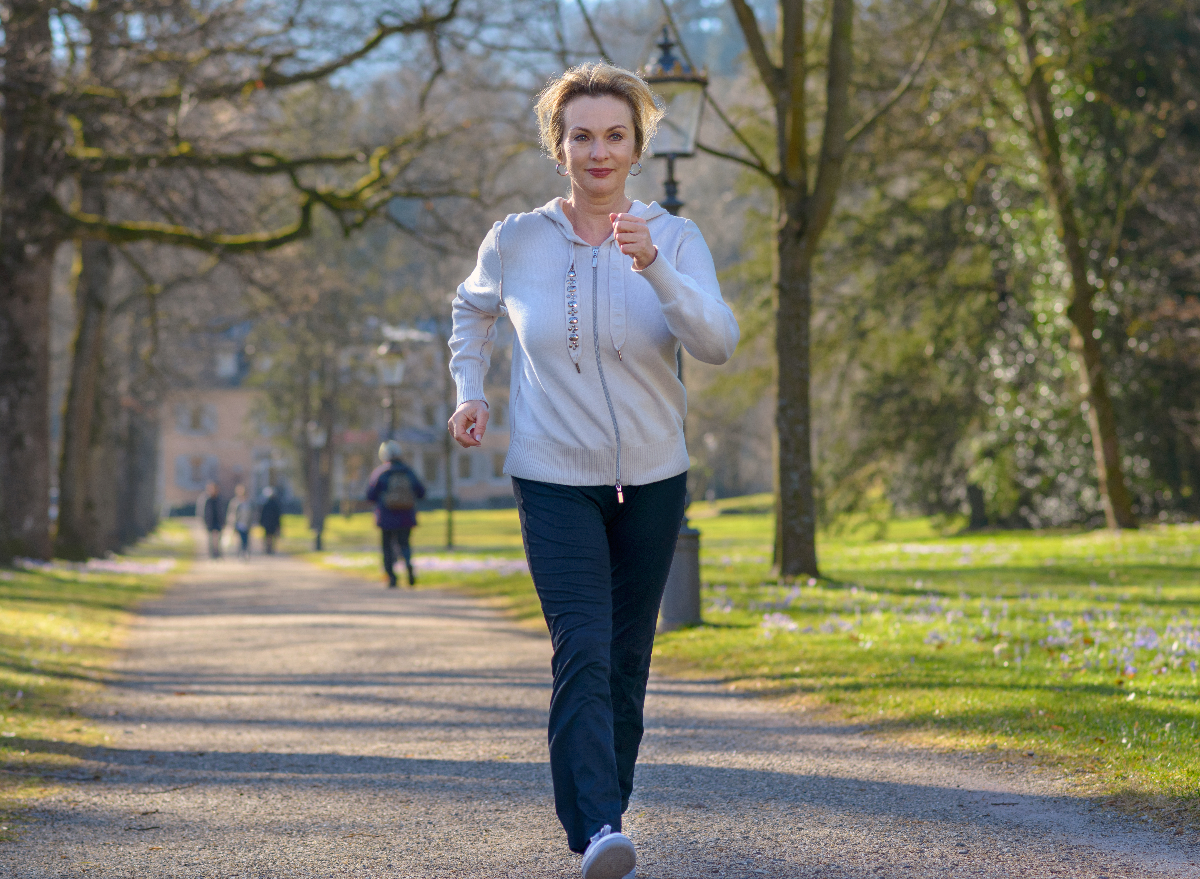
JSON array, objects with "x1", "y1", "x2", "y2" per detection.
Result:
[
  {"x1": 513, "y1": 477, "x2": 618, "y2": 854},
  {"x1": 607, "y1": 473, "x2": 687, "y2": 811},
  {"x1": 380, "y1": 529, "x2": 398, "y2": 583},
  {"x1": 397, "y1": 529, "x2": 414, "y2": 584}
]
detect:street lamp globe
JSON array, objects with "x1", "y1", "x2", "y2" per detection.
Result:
[
  {"x1": 642, "y1": 26, "x2": 708, "y2": 216},
  {"x1": 375, "y1": 342, "x2": 406, "y2": 440}
]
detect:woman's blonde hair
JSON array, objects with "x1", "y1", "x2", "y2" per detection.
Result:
[{"x1": 535, "y1": 63, "x2": 664, "y2": 162}]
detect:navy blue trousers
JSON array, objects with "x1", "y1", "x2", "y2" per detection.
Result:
[
  {"x1": 380, "y1": 528, "x2": 413, "y2": 585},
  {"x1": 512, "y1": 473, "x2": 687, "y2": 853}
]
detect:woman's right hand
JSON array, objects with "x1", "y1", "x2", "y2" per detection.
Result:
[{"x1": 448, "y1": 399, "x2": 489, "y2": 448}]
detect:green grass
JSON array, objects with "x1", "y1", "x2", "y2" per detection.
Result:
[
  {"x1": 290, "y1": 510, "x2": 543, "y2": 621},
  {"x1": 295, "y1": 499, "x2": 1200, "y2": 829},
  {"x1": 279, "y1": 509, "x2": 526, "y2": 556},
  {"x1": 667, "y1": 495, "x2": 1200, "y2": 829},
  {"x1": 0, "y1": 520, "x2": 191, "y2": 837}
]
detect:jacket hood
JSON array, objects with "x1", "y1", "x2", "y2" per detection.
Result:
[{"x1": 533, "y1": 197, "x2": 671, "y2": 244}]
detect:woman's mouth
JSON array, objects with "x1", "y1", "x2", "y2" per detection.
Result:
[{"x1": 587, "y1": 168, "x2": 614, "y2": 178}]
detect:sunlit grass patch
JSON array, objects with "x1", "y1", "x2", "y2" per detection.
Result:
[
  {"x1": 279, "y1": 509, "x2": 526, "y2": 556},
  {"x1": 0, "y1": 520, "x2": 189, "y2": 837},
  {"x1": 656, "y1": 511, "x2": 1200, "y2": 830},
  {"x1": 297, "y1": 510, "x2": 539, "y2": 620}
]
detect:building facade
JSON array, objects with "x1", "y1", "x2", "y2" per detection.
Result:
[{"x1": 157, "y1": 387, "x2": 291, "y2": 515}]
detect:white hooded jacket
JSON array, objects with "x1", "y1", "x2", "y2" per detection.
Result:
[{"x1": 449, "y1": 197, "x2": 740, "y2": 490}]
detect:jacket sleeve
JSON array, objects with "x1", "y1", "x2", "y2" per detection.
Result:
[
  {"x1": 634, "y1": 219, "x2": 740, "y2": 365},
  {"x1": 449, "y1": 220, "x2": 504, "y2": 406}
]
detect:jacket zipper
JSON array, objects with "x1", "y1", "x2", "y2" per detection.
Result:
[{"x1": 591, "y1": 245, "x2": 623, "y2": 503}]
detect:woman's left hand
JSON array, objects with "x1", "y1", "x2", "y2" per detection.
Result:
[{"x1": 610, "y1": 212, "x2": 657, "y2": 270}]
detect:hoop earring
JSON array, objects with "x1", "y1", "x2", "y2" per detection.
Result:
[
  {"x1": 629, "y1": 161, "x2": 643, "y2": 177},
  {"x1": 555, "y1": 162, "x2": 569, "y2": 177}
]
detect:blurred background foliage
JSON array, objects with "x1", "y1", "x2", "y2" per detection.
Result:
[{"x1": 3, "y1": 0, "x2": 1199, "y2": 563}]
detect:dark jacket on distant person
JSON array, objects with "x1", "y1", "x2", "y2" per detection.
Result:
[
  {"x1": 259, "y1": 494, "x2": 283, "y2": 536},
  {"x1": 366, "y1": 461, "x2": 427, "y2": 531},
  {"x1": 202, "y1": 495, "x2": 224, "y2": 532}
]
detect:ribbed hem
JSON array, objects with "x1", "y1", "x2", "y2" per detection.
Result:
[{"x1": 504, "y1": 433, "x2": 689, "y2": 487}]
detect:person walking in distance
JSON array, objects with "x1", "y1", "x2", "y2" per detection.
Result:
[
  {"x1": 366, "y1": 440, "x2": 426, "y2": 588},
  {"x1": 259, "y1": 487, "x2": 282, "y2": 554},
  {"x1": 201, "y1": 482, "x2": 224, "y2": 559},
  {"x1": 448, "y1": 63, "x2": 739, "y2": 879},
  {"x1": 226, "y1": 484, "x2": 253, "y2": 560}
]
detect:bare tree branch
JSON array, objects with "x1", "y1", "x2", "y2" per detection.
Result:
[
  {"x1": 806, "y1": 0, "x2": 853, "y2": 244},
  {"x1": 573, "y1": 0, "x2": 614, "y2": 64},
  {"x1": 729, "y1": 0, "x2": 781, "y2": 102},
  {"x1": 845, "y1": 0, "x2": 950, "y2": 145},
  {"x1": 71, "y1": 0, "x2": 463, "y2": 112},
  {"x1": 66, "y1": 146, "x2": 367, "y2": 175},
  {"x1": 697, "y1": 141, "x2": 776, "y2": 181},
  {"x1": 654, "y1": 0, "x2": 776, "y2": 181}
]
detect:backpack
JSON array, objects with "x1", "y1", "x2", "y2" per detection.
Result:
[{"x1": 381, "y1": 467, "x2": 416, "y2": 511}]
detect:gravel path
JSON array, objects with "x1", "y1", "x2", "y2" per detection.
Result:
[{"x1": 3, "y1": 550, "x2": 1197, "y2": 878}]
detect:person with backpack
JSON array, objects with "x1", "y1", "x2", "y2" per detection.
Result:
[{"x1": 366, "y1": 440, "x2": 426, "y2": 588}]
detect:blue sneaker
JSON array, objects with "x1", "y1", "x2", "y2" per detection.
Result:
[{"x1": 581, "y1": 825, "x2": 635, "y2": 879}]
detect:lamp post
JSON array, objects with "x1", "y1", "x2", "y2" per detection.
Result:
[
  {"x1": 375, "y1": 341, "x2": 406, "y2": 440},
  {"x1": 643, "y1": 26, "x2": 708, "y2": 632},
  {"x1": 305, "y1": 419, "x2": 329, "y2": 551}
]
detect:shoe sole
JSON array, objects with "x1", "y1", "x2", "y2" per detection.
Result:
[{"x1": 581, "y1": 835, "x2": 635, "y2": 879}]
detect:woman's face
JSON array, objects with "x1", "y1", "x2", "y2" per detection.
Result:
[{"x1": 560, "y1": 94, "x2": 638, "y2": 201}]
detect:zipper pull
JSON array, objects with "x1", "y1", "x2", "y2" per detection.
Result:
[
  {"x1": 617, "y1": 349, "x2": 622, "y2": 361},
  {"x1": 592, "y1": 247, "x2": 599, "y2": 267},
  {"x1": 616, "y1": 482, "x2": 624, "y2": 504}
]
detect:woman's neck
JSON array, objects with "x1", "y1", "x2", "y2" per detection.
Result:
[{"x1": 564, "y1": 191, "x2": 631, "y2": 247}]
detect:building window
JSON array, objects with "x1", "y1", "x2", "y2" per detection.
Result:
[
  {"x1": 175, "y1": 454, "x2": 219, "y2": 491},
  {"x1": 492, "y1": 453, "x2": 506, "y2": 479},
  {"x1": 215, "y1": 351, "x2": 238, "y2": 379},
  {"x1": 422, "y1": 453, "x2": 439, "y2": 485},
  {"x1": 491, "y1": 404, "x2": 504, "y2": 428},
  {"x1": 175, "y1": 403, "x2": 217, "y2": 436},
  {"x1": 457, "y1": 454, "x2": 473, "y2": 481},
  {"x1": 424, "y1": 404, "x2": 439, "y2": 428}
]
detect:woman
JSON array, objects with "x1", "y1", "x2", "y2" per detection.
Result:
[
  {"x1": 448, "y1": 62, "x2": 739, "y2": 879},
  {"x1": 225, "y1": 483, "x2": 253, "y2": 560}
]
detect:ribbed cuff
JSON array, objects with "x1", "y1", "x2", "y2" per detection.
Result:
[
  {"x1": 455, "y1": 373, "x2": 487, "y2": 408},
  {"x1": 633, "y1": 247, "x2": 679, "y2": 306}
]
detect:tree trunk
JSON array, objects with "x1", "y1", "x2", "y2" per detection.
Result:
[
  {"x1": 1014, "y1": 0, "x2": 1137, "y2": 529},
  {"x1": 117, "y1": 403, "x2": 160, "y2": 547},
  {"x1": 966, "y1": 483, "x2": 988, "y2": 529},
  {"x1": 0, "y1": 0, "x2": 59, "y2": 562},
  {"x1": 307, "y1": 358, "x2": 339, "y2": 551},
  {"x1": 775, "y1": 218, "x2": 819, "y2": 577},
  {"x1": 55, "y1": 181, "x2": 114, "y2": 560}
]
